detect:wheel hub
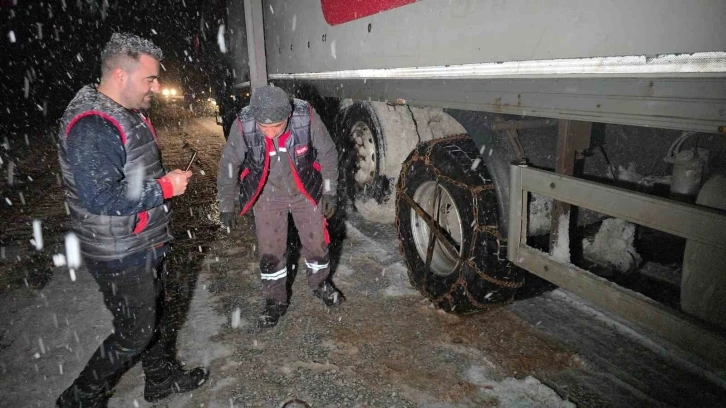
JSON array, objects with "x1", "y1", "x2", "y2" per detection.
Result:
[
  {"x1": 351, "y1": 121, "x2": 377, "y2": 186},
  {"x1": 410, "y1": 181, "x2": 464, "y2": 277}
]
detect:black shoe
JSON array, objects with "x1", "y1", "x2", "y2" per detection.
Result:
[
  {"x1": 313, "y1": 282, "x2": 344, "y2": 307},
  {"x1": 56, "y1": 382, "x2": 111, "y2": 408},
  {"x1": 257, "y1": 299, "x2": 289, "y2": 329},
  {"x1": 143, "y1": 361, "x2": 208, "y2": 403}
]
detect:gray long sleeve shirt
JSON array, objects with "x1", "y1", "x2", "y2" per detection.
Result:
[{"x1": 217, "y1": 108, "x2": 338, "y2": 213}]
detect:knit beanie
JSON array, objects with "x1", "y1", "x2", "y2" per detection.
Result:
[{"x1": 250, "y1": 85, "x2": 292, "y2": 124}]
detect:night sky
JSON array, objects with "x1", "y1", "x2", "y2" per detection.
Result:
[{"x1": 1, "y1": 0, "x2": 229, "y2": 140}]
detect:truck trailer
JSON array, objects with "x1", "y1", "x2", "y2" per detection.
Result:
[{"x1": 216, "y1": 0, "x2": 726, "y2": 373}]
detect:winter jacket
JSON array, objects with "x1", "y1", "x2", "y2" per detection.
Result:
[
  {"x1": 58, "y1": 85, "x2": 173, "y2": 261},
  {"x1": 217, "y1": 98, "x2": 338, "y2": 215}
]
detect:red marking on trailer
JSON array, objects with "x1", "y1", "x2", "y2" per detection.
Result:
[{"x1": 321, "y1": 0, "x2": 416, "y2": 26}]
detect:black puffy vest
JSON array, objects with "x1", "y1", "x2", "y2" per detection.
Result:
[
  {"x1": 58, "y1": 85, "x2": 172, "y2": 261},
  {"x1": 237, "y1": 99, "x2": 323, "y2": 214}
]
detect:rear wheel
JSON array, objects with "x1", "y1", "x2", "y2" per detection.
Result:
[
  {"x1": 395, "y1": 135, "x2": 524, "y2": 313},
  {"x1": 338, "y1": 102, "x2": 394, "y2": 222}
]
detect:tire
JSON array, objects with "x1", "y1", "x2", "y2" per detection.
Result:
[
  {"x1": 395, "y1": 135, "x2": 524, "y2": 313},
  {"x1": 337, "y1": 102, "x2": 393, "y2": 222}
]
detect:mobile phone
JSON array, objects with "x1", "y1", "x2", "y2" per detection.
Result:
[{"x1": 185, "y1": 151, "x2": 197, "y2": 172}]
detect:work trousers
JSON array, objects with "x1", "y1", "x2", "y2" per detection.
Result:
[
  {"x1": 71, "y1": 252, "x2": 175, "y2": 390},
  {"x1": 253, "y1": 194, "x2": 330, "y2": 302}
]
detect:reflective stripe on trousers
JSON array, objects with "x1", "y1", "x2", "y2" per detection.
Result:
[
  {"x1": 305, "y1": 260, "x2": 329, "y2": 274},
  {"x1": 260, "y1": 267, "x2": 287, "y2": 281}
]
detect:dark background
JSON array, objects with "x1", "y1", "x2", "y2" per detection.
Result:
[{"x1": 0, "y1": 0, "x2": 229, "y2": 142}]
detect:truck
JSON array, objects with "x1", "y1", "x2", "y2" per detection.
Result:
[{"x1": 214, "y1": 0, "x2": 726, "y2": 373}]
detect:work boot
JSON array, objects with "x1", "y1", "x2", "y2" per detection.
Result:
[
  {"x1": 256, "y1": 299, "x2": 289, "y2": 329},
  {"x1": 313, "y1": 282, "x2": 344, "y2": 307},
  {"x1": 143, "y1": 360, "x2": 208, "y2": 402},
  {"x1": 56, "y1": 381, "x2": 111, "y2": 408}
]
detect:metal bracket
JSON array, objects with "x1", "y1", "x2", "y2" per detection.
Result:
[
  {"x1": 508, "y1": 164, "x2": 726, "y2": 371},
  {"x1": 550, "y1": 120, "x2": 592, "y2": 254}
]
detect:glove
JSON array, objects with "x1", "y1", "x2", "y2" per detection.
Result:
[
  {"x1": 220, "y1": 211, "x2": 237, "y2": 230},
  {"x1": 320, "y1": 194, "x2": 337, "y2": 218}
]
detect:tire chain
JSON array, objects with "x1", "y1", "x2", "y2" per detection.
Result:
[{"x1": 395, "y1": 135, "x2": 525, "y2": 310}]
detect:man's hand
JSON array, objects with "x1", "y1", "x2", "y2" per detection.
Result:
[
  {"x1": 320, "y1": 194, "x2": 337, "y2": 218},
  {"x1": 220, "y1": 211, "x2": 237, "y2": 231},
  {"x1": 165, "y1": 169, "x2": 193, "y2": 196}
]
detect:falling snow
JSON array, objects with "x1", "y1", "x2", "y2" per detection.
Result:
[
  {"x1": 217, "y1": 24, "x2": 227, "y2": 53},
  {"x1": 231, "y1": 307, "x2": 241, "y2": 328},
  {"x1": 125, "y1": 166, "x2": 144, "y2": 200},
  {"x1": 6, "y1": 161, "x2": 15, "y2": 185},
  {"x1": 32, "y1": 220, "x2": 43, "y2": 250},
  {"x1": 64, "y1": 232, "x2": 81, "y2": 271}
]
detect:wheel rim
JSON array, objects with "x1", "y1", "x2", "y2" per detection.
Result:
[
  {"x1": 410, "y1": 181, "x2": 464, "y2": 277},
  {"x1": 351, "y1": 121, "x2": 377, "y2": 186}
]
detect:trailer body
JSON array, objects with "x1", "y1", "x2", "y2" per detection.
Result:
[{"x1": 259, "y1": 0, "x2": 726, "y2": 133}]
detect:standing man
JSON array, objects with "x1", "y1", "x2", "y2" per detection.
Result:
[
  {"x1": 218, "y1": 85, "x2": 342, "y2": 329},
  {"x1": 56, "y1": 33, "x2": 207, "y2": 407}
]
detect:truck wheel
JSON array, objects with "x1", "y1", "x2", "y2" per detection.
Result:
[
  {"x1": 395, "y1": 135, "x2": 524, "y2": 313},
  {"x1": 338, "y1": 102, "x2": 394, "y2": 222}
]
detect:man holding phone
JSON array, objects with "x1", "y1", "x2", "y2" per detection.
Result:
[{"x1": 56, "y1": 33, "x2": 207, "y2": 407}]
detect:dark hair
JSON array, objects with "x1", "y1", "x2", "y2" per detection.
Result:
[{"x1": 100, "y1": 32, "x2": 163, "y2": 76}]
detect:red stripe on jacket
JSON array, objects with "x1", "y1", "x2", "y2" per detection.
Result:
[
  {"x1": 240, "y1": 136, "x2": 274, "y2": 215},
  {"x1": 132, "y1": 210, "x2": 149, "y2": 234},
  {"x1": 65, "y1": 111, "x2": 128, "y2": 145}
]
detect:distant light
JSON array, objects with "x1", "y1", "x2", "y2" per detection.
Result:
[
  {"x1": 170, "y1": 89, "x2": 177, "y2": 96},
  {"x1": 162, "y1": 89, "x2": 170, "y2": 96}
]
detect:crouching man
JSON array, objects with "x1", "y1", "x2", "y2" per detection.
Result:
[{"x1": 217, "y1": 85, "x2": 343, "y2": 329}]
